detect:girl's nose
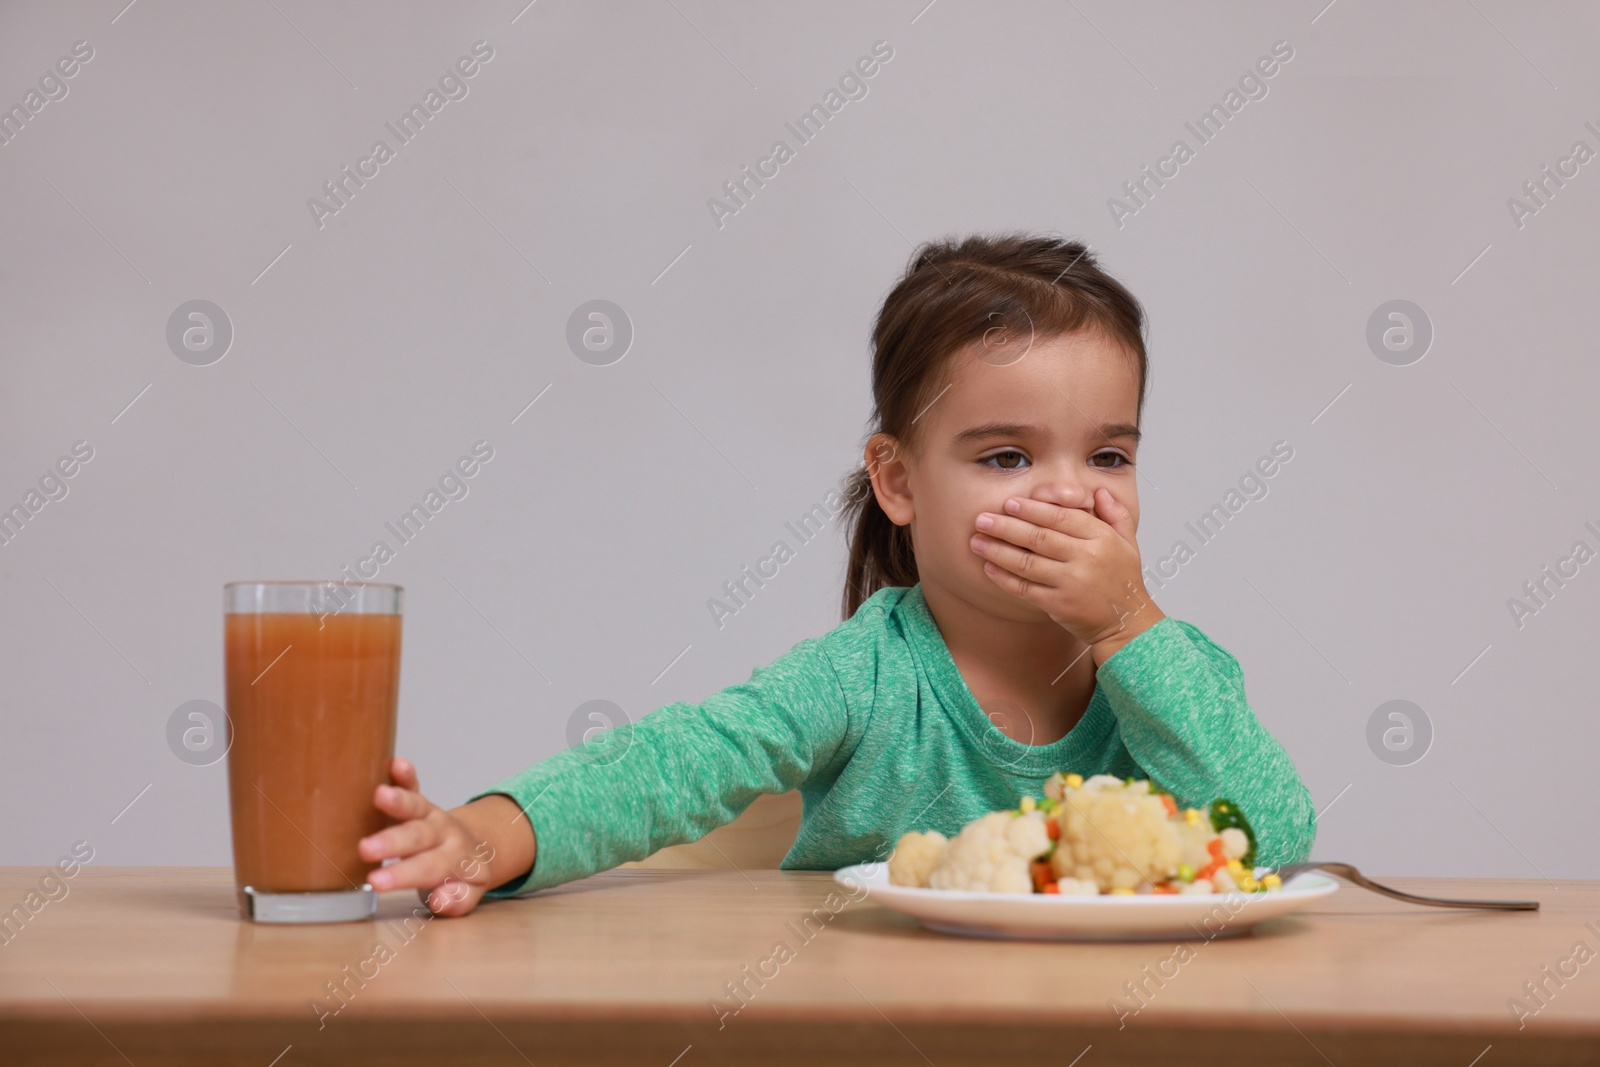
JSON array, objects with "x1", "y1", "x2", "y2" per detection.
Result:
[{"x1": 1028, "y1": 480, "x2": 1093, "y2": 511}]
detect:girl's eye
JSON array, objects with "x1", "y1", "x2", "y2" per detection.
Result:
[
  {"x1": 980, "y1": 450, "x2": 1028, "y2": 471},
  {"x1": 979, "y1": 450, "x2": 1132, "y2": 471}
]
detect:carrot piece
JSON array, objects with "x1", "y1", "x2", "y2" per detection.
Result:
[
  {"x1": 1046, "y1": 819, "x2": 1060, "y2": 840},
  {"x1": 1042, "y1": 882, "x2": 1061, "y2": 894},
  {"x1": 1207, "y1": 837, "x2": 1226, "y2": 859},
  {"x1": 1160, "y1": 794, "x2": 1177, "y2": 816},
  {"x1": 1030, "y1": 860, "x2": 1052, "y2": 892}
]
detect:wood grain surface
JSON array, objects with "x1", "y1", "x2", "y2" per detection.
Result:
[{"x1": 1, "y1": 864, "x2": 1596, "y2": 1066}]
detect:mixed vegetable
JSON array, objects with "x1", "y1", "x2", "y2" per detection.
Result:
[{"x1": 887, "y1": 771, "x2": 1284, "y2": 896}]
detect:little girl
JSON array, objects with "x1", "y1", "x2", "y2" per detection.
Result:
[{"x1": 359, "y1": 232, "x2": 1318, "y2": 915}]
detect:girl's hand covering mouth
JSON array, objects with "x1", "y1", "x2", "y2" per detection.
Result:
[{"x1": 969, "y1": 487, "x2": 1165, "y2": 661}]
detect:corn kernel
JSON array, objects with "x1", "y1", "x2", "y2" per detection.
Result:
[
  {"x1": 1183, "y1": 808, "x2": 1202, "y2": 826},
  {"x1": 1020, "y1": 796, "x2": 1037, "y2": 812},
  {"x1": 1064, "y1": 773, "x2": 1084, "y2": 790},
  {"x1": 1226, "y1": 859, "x2": 1244, "y2": 874},
  {"x1": 1109, "y1": 886, "x2": 1135, "y2": 895},
  {"x1": 1237, "y1": 875, "x2": 1258, "y2": 892},
  {"x1": 1262, "y1": 873, "x2": 1282, "y2": 889}
]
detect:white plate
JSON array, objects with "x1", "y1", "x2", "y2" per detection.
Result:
[{"x1": 833, "y1": 862, "x2": 1338, "y2": 942}]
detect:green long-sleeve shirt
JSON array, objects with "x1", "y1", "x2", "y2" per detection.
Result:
[{"x1": 469, "y1": 583, "x2": 1316, "y2": 898}]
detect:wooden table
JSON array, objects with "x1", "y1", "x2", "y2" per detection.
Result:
[{"x1": 1, "y1": 867, "x2": 1596, "y2": 1066}]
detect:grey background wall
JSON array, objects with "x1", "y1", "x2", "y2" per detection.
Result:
[{"x1": 2, "y1": 0, "x2": 1596, "y2": 880}]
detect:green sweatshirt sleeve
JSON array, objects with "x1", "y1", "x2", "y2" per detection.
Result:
[
  {"x1": 1093, "y1": 617, "x2": 1317, "y2": 867},
  {"x1": 467, "y1": 635, "x2": 851, "y2": 899}
]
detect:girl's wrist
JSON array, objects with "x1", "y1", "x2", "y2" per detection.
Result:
[
  {"x1": 1090, "y1": 608, "x2": 1167, "y2": 667},
  {"x1": 453, "y1": 793, "x2": 537, "y2": 890}
]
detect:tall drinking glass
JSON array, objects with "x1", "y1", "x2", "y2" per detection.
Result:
[{"x1": 223, "y1": 581, "x2": 402, "y2": 923}]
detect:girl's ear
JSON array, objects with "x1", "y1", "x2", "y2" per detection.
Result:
[{"x1": 865, "y1": 433, "x2": 914, "y2": 526}]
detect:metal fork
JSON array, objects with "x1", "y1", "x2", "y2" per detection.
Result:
[{"x1": 1273, "y1": 861, "x2": 1540, "y2": 911}]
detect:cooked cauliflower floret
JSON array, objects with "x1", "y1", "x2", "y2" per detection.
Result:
[
  {"x1": 1174, "y1": 815, "x2": 1218, "y2": 871},
  {"x1": 1050, "y1": 778, "x2": 1181, "y2": 892},
  {"x1": 926, "y1": 810, "x2": 1051, "y2": 893},
  {"x1": 891, "y1": 774, "x2": 1268, "y2": 897},
  {"x1": 1219, "y1": 827, "x2": 1250, "y2": 861},
  {"x1": 887, "y1": 830, "x2": 949, "y2": 888},
  {"x1": 1044, "y1": 771, "x2": 1134, "y2": 802}
]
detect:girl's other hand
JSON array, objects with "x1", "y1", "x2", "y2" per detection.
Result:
[
  {"x1": 359, "y1": 755, "x2": 529, "y2": 917},
  {"x1": 971, "y1": 487, "x2": 1166, "y2": 662}
]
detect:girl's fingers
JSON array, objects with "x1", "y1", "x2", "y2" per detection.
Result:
[
  {"x1": 971, "y1": 529, "x2": 1056, "y2": 579},
  {"x1": 390, "y1": 756, "x2": 420, "y2": 791},
  {"x1": 420, "y1": 877, "x2": 481, "y2": 916},
  {"x1": 1001, "y1": 497, "x2": 1102, "y2": 537},
  {"x1": 974, "y1": 512, "x2": 1073, "y2": 561},
  {"x1": 366, "y1": 848, "x2": 454, "y2": 893},
  {"x1": 980, "y1": 558, "x2": 1039, "y2": 601},
  {"x1": 359, "y1": 814, "x2": 442, "y2": 864},
  {"x1": 1093, "y1": 488, "x2": 1137, "y2": 544},
  {"x1": 372, "y1": 783, "x2": 435, "y2": 822}
]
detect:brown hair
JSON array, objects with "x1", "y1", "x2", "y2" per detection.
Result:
[{"x1": 837, "y1": 232, "x2": 1150, "y2": 620}]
